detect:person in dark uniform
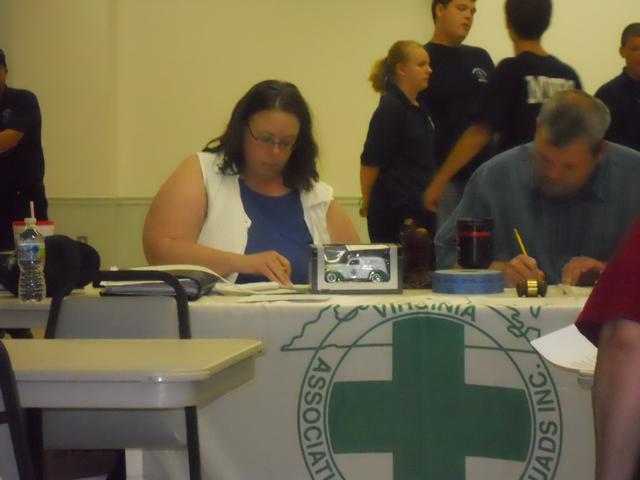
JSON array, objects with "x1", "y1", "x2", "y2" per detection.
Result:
[
  {"x1": 360, "y1": 40, "x2": 436, "y2": 243},
  {"x1": 423, "y1": 0, "x2": 582, "y2": 213},
  {"x1": 595, "y1": 23, "x2": 640, "y2": 152},
  {"x1": 420, "y1": 0, "x2": 495, "y2": 229},
  {"x1": 0, "y1": 49, "x2": 47, "y2": 339},
  {"x1": 0, "y1": 48, "x2": 48, "y2": 252}
]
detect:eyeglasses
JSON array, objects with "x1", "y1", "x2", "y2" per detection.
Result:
[{"x1": 247, "y1": 124, "x2": 297, "y2": 151}]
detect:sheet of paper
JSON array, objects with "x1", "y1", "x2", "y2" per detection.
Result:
[
  {"x1": 560, "y1": 285, "x2": 594, "y2": 296},
  {"x1": 235, "y1": 294, "x2": 332, "y2": 303},
  {"x1": 214, "y1": 282, "x2": 311, "y2": 296},
  {"x1": 530, "y1": 324, "x2": 597, "y2": 374}
]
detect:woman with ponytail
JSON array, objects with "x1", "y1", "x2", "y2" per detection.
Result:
[{"x1": 360, "y1": 40, "x2": 437, "y2": 243}]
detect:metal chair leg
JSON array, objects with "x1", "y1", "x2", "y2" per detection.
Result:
[{"x1": 185, "y1": 406, "x2": 201, "y2": 480}]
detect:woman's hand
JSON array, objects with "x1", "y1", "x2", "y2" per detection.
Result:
[{"x1": 240, "y1": 251, "x2": 292, "y2": 286}]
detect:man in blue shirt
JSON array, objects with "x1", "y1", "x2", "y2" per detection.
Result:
[{"x1": 435, "y1": 90, "x2": 640, "y2": 286}]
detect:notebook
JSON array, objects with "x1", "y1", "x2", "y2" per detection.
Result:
[{"x1": 100, "y1": 264, "x2": 219, "y2": 300}]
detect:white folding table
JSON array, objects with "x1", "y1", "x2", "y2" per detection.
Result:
[
  {"x1": 1, "y1": 338, "x2": 263, "y2": 479},
  {"x1": 2, "y1": 338, "x2": 262, "y2": 409}
]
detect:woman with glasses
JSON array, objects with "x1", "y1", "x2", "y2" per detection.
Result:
[
  {"x1": 360, "y1": 40, "x2": 437, "y2": 244},
  {"x1": 144, "y1": 80, "x2": 359, "y2": 285}
]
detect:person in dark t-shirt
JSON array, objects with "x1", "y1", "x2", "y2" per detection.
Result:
[
  {"x1": 360, "y1": 40, "x2": 436, "y2": 243},
  {"x1": 595, "y1": 23, "x2": 640, "y2": 152},
  {"x1": 419, "y1": 0, "x2": 495, "y2": 229},
  {"x1": 0, "y1": 49, "x2": 48, "y2": 338},
  {"x1": 423, "y1": 0, "x2": 581, "y2": 214},
  {"x1": 0, "y1": 49, "x2": 48, "y2": 251}
]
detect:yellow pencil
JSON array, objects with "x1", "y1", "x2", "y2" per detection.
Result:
[{"x1": 514, "y1": 228, "x2": 529, "y2": 257}]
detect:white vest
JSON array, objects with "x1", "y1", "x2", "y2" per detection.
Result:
[{"x1": 196, "y1": 151, "x2": 333, "y2": 282}]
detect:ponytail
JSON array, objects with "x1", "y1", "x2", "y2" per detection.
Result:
[
  {"x1": 368, "y1": 40, "x2": 424, "y2": 93},
  {"x1": 368, "y1": 58, "x2": 389, "y2": 93}
]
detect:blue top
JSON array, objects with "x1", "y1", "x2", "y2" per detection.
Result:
[
  {"x1": 434, "y1": 142, "x2": 640, "y2": 284},
  {"x1": 236, "y1": 179, "x2": 313, "y2": 284}
]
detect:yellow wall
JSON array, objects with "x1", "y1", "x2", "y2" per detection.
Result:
[
  {"x1": 4, "y1": 1, "x2": 118, "y2": 197},
  {"x1": 0, "y1": 1, "x2": 9, "y2": 48},
  {"x1": 3, "y1": 0, "x2": 640, "y2": 198},
  {"x1": 112, "y1": 0, "x2": 431, "y2": 197}
]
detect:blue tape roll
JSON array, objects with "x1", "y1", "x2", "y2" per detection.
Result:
[{"x1": 432, "y1": 269, "x2": 504, "y2": 294}]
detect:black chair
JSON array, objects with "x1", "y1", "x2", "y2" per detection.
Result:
[
  {"x1": 0, "y1": 341, "x2": 36, "y2": 480},
  {"x1": 43, "y1": 270, "x2": 200, "y2": 480}
]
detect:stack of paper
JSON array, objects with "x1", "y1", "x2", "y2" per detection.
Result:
[{"x1": 530, "y1": 325, "x2": 597, "y2": 374}]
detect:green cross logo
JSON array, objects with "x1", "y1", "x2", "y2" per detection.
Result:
[
  {"x1": 287, "y1": 303, "x2": 562, "y2": 480},
  {"x1": 329, "y1": 317, "x2": 530, "y2": 479}
]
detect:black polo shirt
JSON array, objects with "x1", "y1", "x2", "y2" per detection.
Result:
[
  {"x1": 596, "y1": 69, "x2": 640, "y2": 152},
  {"x1": 361, "y1": 83, "x2": 436, "y2": 210},
  {"x1": 0, "y1": 86, "x2": 47, "y2": 250},
  {"x1": 0, "y1": 86, "x2": 45, "y2": 189},
  {"x1": 476, "y1": 52, "x2": 582, "y2": 153},
  {"x1": 419, "y1": 42, "x2": 495, "y2": 181}
]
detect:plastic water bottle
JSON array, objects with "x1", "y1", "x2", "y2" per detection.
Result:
[{"x1": 17, "y1": 213, "x2": 46, "y2": 302}]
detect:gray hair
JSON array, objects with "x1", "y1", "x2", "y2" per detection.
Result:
[{"x1": 537, "y1": 90, "x2": 611, "y2": 151}]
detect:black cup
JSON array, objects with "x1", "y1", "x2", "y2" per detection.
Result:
[{"x1": 457, "y1": 218, "x2": 493, "y2": 269}]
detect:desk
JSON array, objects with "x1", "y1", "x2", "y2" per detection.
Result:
[
  {"x1": 2, "y1": 338, "x2": 262, "y2": 480},
  {"x1": 1, "y1": 338, "x2": 262, "y2": 409},
  {"x1": 1, "y1": 288, "x2": 593, "y2": 480},
  {"x1": 0, "y1": 292, "x2": 50, "y2": 329}
]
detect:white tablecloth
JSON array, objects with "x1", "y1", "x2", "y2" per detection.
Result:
[
  {"x1": 0, "y1": 288, "x2": 594, "y2": 479},
  {"x1": 139, "y1": 287, "x2": 593, "y2": 480}
]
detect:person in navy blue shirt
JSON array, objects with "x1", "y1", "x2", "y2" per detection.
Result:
[
  {"x1": 0, "y1": 49, "x2": 48, "y2": 251},
  {"x1": 420, "y1": 0, "x2": 495, "y2": 229},
  {"x1": 360, "y1": 40, "x2": 437, "y2": 243},
  {"x1": 595, "y1": 23, "x2": 640, "y2": 152},
  {"x1": 424, "y1": 0, "x2": 581, "y2": 213}
]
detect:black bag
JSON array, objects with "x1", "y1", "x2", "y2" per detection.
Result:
[{"x1": 0, "y1": 235, "x2": 100, "y2": 297}]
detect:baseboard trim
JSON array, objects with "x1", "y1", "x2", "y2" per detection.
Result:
[{"x1": 48, "y1": 196, "x2": 361, "y2": 207}]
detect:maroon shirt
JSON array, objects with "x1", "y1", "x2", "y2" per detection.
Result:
[{"x1": 576, "y1": 222, "x2": 640, "y2": 345}]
